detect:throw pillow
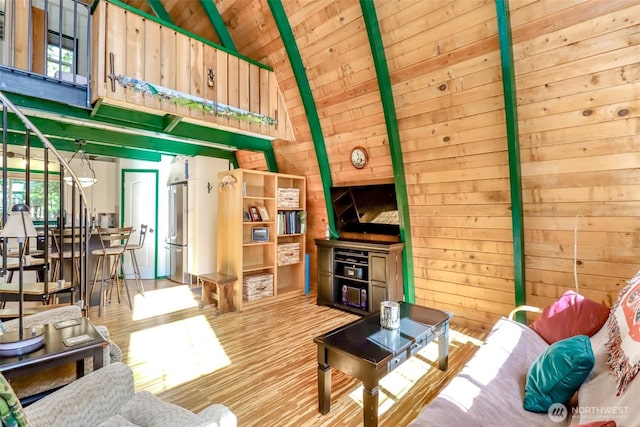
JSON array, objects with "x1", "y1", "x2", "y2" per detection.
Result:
[
  {"x1": 523, "y1": 335, "x2": 595, "y2": 413},
  {"x1": 530, "y1": 290, "x2": 610, "y2": 344},
  {"x1": 0, "y1": 374, "x2": 28, "y2": 427},
  {"x1": 605, "y1": 270, "x2": 640, "y2": 395}
]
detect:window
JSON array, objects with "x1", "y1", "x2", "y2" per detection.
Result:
[
  {"x1": 46, "y1": 32, "x2": 76, "y2": 78},
  {"x1": 0, "y1": 176, "x2": 60, "y2": 223}
]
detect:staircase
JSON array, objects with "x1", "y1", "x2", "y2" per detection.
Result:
[{"x1": 0, "y1": 90, "x2": 91, "y2": 315}]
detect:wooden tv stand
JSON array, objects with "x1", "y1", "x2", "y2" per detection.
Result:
[{"x1": 315, "y1": 239, "x2": 404, "y2": 315}]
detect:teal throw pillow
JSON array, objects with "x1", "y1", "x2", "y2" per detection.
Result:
[{"x1": 523, "y1": 334, "x2": 594, "y2": 413}]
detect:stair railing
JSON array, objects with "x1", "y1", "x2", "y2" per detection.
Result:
[{"x1": 0, "y1": 90, "x2": 91, "y2": 315}]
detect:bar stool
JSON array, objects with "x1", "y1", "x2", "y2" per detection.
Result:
[
  {"x1": 125, "y1": 224, "x2": 149, "y2": 296},
  {"x1": 89, "y1": 227, "x2": 132, "y2": 316},
  {"x1": 49, "y1": 228, "x2": 83, "y2": 285}
]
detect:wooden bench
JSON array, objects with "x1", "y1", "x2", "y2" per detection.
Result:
[{"x1": 197, "y1": 272, "x2": 237, "y2": 315}]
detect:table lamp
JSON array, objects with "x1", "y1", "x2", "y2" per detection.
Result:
[{"x1": 0, "y1": 204, "x2": 45, "y2": 356}]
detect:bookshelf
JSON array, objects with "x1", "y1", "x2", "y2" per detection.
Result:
[{"x1": 217, "y1": 169, "x2": 306, "y2": 310}]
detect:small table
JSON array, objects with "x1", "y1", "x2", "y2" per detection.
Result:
[
  {"x1": 197, "y1": 272, "x2": 237, "y2": 314},
  {"x1": 314, "y1": 302, "x2": 452, "y2": 427},
  {"x1": 0, "y1": 317, "x2": 108, "y2": 384}
]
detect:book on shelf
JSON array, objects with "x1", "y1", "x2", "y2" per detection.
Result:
[{"x1": 277, "y1": 210, "x2": 306, "y2": 235}]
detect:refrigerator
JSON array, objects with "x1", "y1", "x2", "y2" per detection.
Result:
[{"x1": 167, "y1": 183, "x2": 190, "y2": 283}]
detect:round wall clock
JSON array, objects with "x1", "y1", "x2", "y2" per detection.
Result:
[{"x1": 350, "y1": 146, "x2": 368, "y2": 169}]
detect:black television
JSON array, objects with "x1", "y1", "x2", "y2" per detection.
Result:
[{"x1": 330, "y1": 184, "x2": 400, "y2": 237}]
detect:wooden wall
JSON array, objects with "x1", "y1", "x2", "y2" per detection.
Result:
[{"x1": 118, "y1": 0, "x2": 640, "y2": 332}]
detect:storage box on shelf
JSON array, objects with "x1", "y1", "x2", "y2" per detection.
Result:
[
  {"x1": 243, "y1": 273, "x2": 274, "y2": 302},
  {"x1": 277, "y1": 243, "x2": 300, "y2": 266},
  {"x1": 217, "y1": 169, "x2": 306, "y2": 311}
]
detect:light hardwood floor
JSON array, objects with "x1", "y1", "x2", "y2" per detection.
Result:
[{"x1": 87, "y1": 280, "x2": 486, "y2": 426}]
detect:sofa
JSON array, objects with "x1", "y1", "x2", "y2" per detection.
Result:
[
  {"x1": 410, "y1": 276, "x2": 640, "y2": 427},
  {"x1": 1, "y1": 305, "x2": 121, "y2": 399},
  {"x1": 2, "y1": 362, "x2": 237, "y2": 427}
]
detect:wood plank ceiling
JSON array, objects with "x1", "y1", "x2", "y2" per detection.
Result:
[{"x1": 116, "y1": 0, "x2": 640, "y2": 332}]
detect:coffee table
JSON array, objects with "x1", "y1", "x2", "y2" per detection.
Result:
[
  {"x1": 314, "y1": 302, "x2": 452, "y2": 427},
  {"x1": 0, "y1": 317, "x2": 108, "y2": 399}
]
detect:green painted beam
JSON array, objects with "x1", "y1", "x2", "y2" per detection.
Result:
[
  {"x1": 360, "y1": 0, "x2": 415, "y2": 303},
  {"x1": 496, "y1": 0, "x2": 526, "y2": 323},
  {"x1": 268, "y1": 0, "x2": 336, "y2": 237},
  {"x1": 92, "y1": 103, "x2": 167, "y2": 132},
  {"x1": 2, "y1": 93, "x2": 272, "y2": 156},
  {"x1": 2, "y1": 131, "x2": 161, "y2": 161},
  {"x1": 1, "y1": 113, "x2": 236, "y2": 160},
  {"x1": 264, "y1": 146, "x2": 278, "y2": 172},
  {"x1": 146, "y1": 0, "x2": 173, "y2": 24},
  {"x1": 169, "y1": 121, "x2": 271, "y2": 152},
  {"x1": 163, "y1": 114, "x2": 182, "y2": 133},
  {"x1": 105, "y1": 0, "x2": 272, "y2": 71},
  {"x1": 199, "y1": 0, "x2": 237, "y2": 52},
  {"x1": 231, "y1": 153, "x2": 239, "y2": 169}
]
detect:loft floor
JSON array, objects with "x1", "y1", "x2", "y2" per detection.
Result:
[{"x1": 83, "y1": 280, "x2": 485, "y2": 426}]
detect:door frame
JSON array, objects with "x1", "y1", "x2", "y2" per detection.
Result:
[{"x1": 121, "y1": 168, "x2": 159, "y2": 279}]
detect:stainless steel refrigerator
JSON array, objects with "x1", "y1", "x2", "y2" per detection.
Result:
[{"x1": 167, "y1": 183, "x2": 190, "y2": 283}]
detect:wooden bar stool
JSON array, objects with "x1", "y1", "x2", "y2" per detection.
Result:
[
  {"x1": 50, "y1": 228, "x2": 83, "y2": 285},
  {"x1": 124, "y1": 224, "x2": 149, "y2": 296},
  {"x1": 89, "y1": 227, "x2": 133, "y2": 316}
]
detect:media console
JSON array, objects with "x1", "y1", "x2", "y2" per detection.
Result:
[{"x1": 315, "y1": 239, "x2": 404, "y2": 315}]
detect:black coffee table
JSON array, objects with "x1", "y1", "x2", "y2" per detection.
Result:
[{"x1": 314, "y1": 302, "x2": 452, "y2": 427}]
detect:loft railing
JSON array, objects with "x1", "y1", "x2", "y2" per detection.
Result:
[
  {"x1": 0, "y1": 89, "x2": 91, "y2": 315},
  {"x1": 1, "y1": 0, "x2": 90, "y2": 84},
  {"x1": 0, "y1": 0, "x2": 91, "y2": 106}
]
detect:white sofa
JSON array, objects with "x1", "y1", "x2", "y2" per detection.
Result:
[
  {"x1": 22, "y1": 362, "x2": 237, "y2": 427},
  {"x1": 410, "y1": 301, "x2": 638, "y2": 426}
]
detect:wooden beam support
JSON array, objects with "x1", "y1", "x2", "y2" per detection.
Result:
[
  {"x1": 198, "y1": 0, "x2": 237, "y2": 52},
  {"x1": 146, "y1": 0, "x2": 173, "y2": 24},
  {"x1": 496, "y1": 0, "x2": 526, "y2": 323},
  {"x1": 162, "y1": 114, "x2": 182, "y2": 133},
  {"x1": 360, "y1": 0, "x2": 415, "y2": 303},
  {"x1": 268, "y1": 0, "x2": 336, "y2": 237}
]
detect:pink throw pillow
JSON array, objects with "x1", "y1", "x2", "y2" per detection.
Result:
[{"x1": 530, "y1": 290, "x2": 610, "y2": 344}]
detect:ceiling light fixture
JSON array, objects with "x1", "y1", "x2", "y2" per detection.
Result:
[{"x1": 64, "y1": 140, "x2": 97, "y2": 188}]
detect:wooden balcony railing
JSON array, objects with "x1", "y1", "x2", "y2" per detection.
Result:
[{"x1": 91, "y1": 0, "x2": 294, "y2": 141}]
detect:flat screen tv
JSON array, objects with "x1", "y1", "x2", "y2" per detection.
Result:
[{"x1": 330, "y1": 184, "x2": 400, "y2": 237}]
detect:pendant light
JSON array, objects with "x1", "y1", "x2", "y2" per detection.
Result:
[{"x1": 63, "y1": 140, "x2": 97, "y2": 188}]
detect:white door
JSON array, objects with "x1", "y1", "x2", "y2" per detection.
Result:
[{"x1": 122, "y1": 170, "x2": 157, "y2": 278}]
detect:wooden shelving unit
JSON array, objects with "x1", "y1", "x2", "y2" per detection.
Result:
[{"x1": 217, "y1": 169, "x2": 306, "y2": 311}]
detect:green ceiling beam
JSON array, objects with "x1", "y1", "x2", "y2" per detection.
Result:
[
  {"x1": 1, "y1": 113, "x2": 236, "y2": 160},
  {"x1": 496, "y1": 0, "x2": 526, "y2": 323},
  {"x1": 268, "y1": 0, "x2": 336, "y2": 237},
  {"x1": 2, "y1": 92, "x2": 272, "y2": 155},
  {"x1": 199, "y1": 0, "x2": 237, "y2": 52},
  {"x1": 360, "y1": 0, "x2": 415, "y2": 303},
  {"x1": 105, "y1": 0, "x2": 272, "y2": 71},
  {"x1": 92, "y1": 103, "x2": 167, "y2": 132},
  {"x1": 146, "y1": 0, "x2": 173, "y2": 24},
  {"x1": 163, "y1": 114, "x2": 182, "y2": 133},
  {"x1": 1, "y1": 131, "x2": 161, "y2": 161}
]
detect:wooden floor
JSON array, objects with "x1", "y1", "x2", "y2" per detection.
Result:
[{"x1": 87, "y1": 280, "x2": 486, "y2": 426}]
